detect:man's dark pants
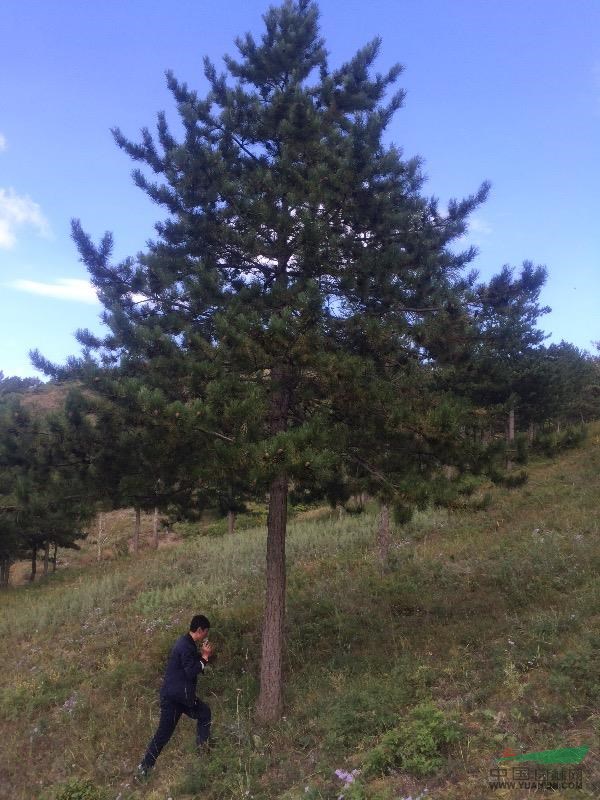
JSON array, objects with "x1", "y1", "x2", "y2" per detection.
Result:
[{"x1": 142, "y1": 695, "x2": 211, "y2": 769}]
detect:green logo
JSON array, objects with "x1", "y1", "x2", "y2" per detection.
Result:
[{"x1": 498, "y1": 746, "x2": 589, "y2": 765}]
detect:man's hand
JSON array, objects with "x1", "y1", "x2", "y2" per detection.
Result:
[{"x1": 201, "y1": 640, "x2": 214, "y2": 661}]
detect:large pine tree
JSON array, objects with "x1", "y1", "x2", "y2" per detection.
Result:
[{"x1": 34, "y1": 0, "x2": 488, "y2": 720}]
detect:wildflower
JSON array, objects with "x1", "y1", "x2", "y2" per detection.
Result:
[
  {"x1": 62, "y1": 693, "x2": 78, "y2": 713},
  {"x1": 334, "y1": 768, "x2": 360, "y2": 784}
]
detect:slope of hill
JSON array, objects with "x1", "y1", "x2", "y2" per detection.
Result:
[
  {"x1": 1, "y1": 429, "x2": 599, "y2": 800},
  {"x1": 14, "y1": 381, "x2": 74, "y2": 414}
]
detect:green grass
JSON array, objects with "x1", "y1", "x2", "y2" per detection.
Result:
[{"x1": 2, "y1": 427, "x2": 600, "y2": 798}]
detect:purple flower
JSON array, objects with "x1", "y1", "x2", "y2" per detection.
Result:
[
  {"x1": 61, "y1": 693, "x2": 78, "y2": 713},
  {"x1": 334, "y1": 769, "x2": 360, "y2": 785}
]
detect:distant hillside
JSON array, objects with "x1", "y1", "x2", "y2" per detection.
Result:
[
  {"x1": 17, "y1": 381, "x2": 74, "y2": 414},
  {"x1": 0, "y1": 373, "x2": 75, "y2": 414},
  {"x1": 1, "y1": 427, "x2": 599, "y2": 799}
]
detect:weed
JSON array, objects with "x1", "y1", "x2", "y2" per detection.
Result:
[
  {"x1": 552, "y1": 641, "x2": 600, "y2": 704},
  {"x1": 362, "y1": 702, "x2": 461, "y2": 778},
  {"x1": 0, "y1": 665, "x2": 83, "y2": 720},
  {"x1": 98, "y1": 660, "x2": 147, "y2": 692},
  {"x1": 44, "y1": 778, "x2": 108, "y2": 800},
  {"x1": 323, "y1": 672, "x2": 417, "y2": 749}
]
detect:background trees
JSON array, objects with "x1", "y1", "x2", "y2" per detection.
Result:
[
  {"x1": 0, "y1": 394, "x2": 92, "y2": 585},
  {"x1": 542, "y1": 341, "x2": 600, "y2": 427},
  {"x1": 0, "y1": 372, "x2": 42, "y2": 396},
  {"x1": 457, "y1": 262, "x2": 550, "y2": 441}
]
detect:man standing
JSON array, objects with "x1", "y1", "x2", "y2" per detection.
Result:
[{"x1": 137, "y1": 614, "x2": 214, "y2": 778}]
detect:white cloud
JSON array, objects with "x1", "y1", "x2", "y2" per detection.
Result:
[
  {"x1": 8, "y1": 277, "x2": 151, "y2": 306},
  {"x1": 469, "y1": 217, "x2": 493, "y2": 237},
  {"x1": 0, "y1": 133, "x2": 6, "y2": 152},
  {"x1": 0, "y1": 219, "x2": 17, "y2": 249},
  {"x1": 0, "y1": 187, "x2": 51, "y2": 249},
  {"x1": 10, "y1": 278, "x2": 100, "y2": 304}
]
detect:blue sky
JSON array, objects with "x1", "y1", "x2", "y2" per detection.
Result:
[{"x1": 1, "y1": 0, "x2": 599, "y2": 378}]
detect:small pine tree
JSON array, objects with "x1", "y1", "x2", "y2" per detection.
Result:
[{"x1": 448, "y1": 263, "x2": 550, "y2": 457}]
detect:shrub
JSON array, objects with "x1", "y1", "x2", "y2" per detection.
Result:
[
  {"x1": 470, "y1": 492, "x2": 493, "y2": 511},
  {"x1": 363, "y1": 702, "x2": 461, "y2": 778},
  {"x1": 533, "y1": 425, "x2": 587, "y2": 457},
  {"x1": 394, "y1": 504, "x2": 414, "y2": 525},
  {"x1": 490, "y1": 469, "x2": 528, "y2": 489},
  {"x1": 324, "y1": 680, "x2": 413, "y2": 749},
  {"x1": 48, "y1": 779, "x2": 107, "y2": 800},
  {"x1": 514, "y1": 433, "x2": 529, "y2": 465},
  {"x1": 455, "y1": 475, "x2": 483, "y2": 497},
  {"x1": 559, "y1": 425, "x2": 587, "y2": 450},
  {"x1": 176, "y1": 761, "x2": 210, "y2": 794},
  {"x1": 553, "y1": 640, "x2": 600, "y2": 703},
  {"x1": 112, "y1": 537, "x2": 130, "y2": 558}
]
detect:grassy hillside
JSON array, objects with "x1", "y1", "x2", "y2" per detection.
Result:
[
  {"x1": 17, "y1": 381, "x2": 74, "y2": 414},
  {"x1": 1, "y1": 429, "x2": 600, "y2": 800}
]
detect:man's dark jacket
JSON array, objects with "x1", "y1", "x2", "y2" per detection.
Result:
[{"x1": 160, "y1": 633, "x2": 206, "y2": 707}]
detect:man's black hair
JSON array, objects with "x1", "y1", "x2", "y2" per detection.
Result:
[{"x1": 190, "y1": 614, "x2": 210, "y2": 632}]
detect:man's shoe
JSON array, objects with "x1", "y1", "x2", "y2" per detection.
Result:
[{"x1": 135, "y1": 762, "x2": 152, "y2": 782}]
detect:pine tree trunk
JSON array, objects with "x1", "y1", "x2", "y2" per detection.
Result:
[
  {"x1": 133, "y1": 507, "x2": 141, "y2": 554},
  {"x1": 97, "y1": 512, "x2": 104, "y2": 561},
  {"x1": 43, "y1": 541, "x2": 50, "y2": 577},
  {"x1": 256, "y1": 354, "x2": 291, "y2": 723},
  {"x1": 0, "y1": 557, "x2": 10, "y2": 587},
  {"x1": 508, "y1": 407, "x2": 515, "y2": 443},
  {"x1": 256, "y1": 471, "x2": 288, "y2": 723},
  {"x1": 377, "y1": 503, "x2": 391, "y2": 571},
  {"x1": 153, "y1": 506, "x2": 159, "y2": 549},
  {"x1": 227, "y1": 510, "x2": 236, "y2": 536},
  {"x1": 52, "y1": 544, "x2": 58, "y2": 573},
  {"x1": 528, "y1": 421, "x2": 535, "y2": 444},
  {"x1": 29, "y1": 547, "x2": 37, "y2": 583},
  {"x1": 507, "y1": 407, "x2": 515, "y2": 471}
]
